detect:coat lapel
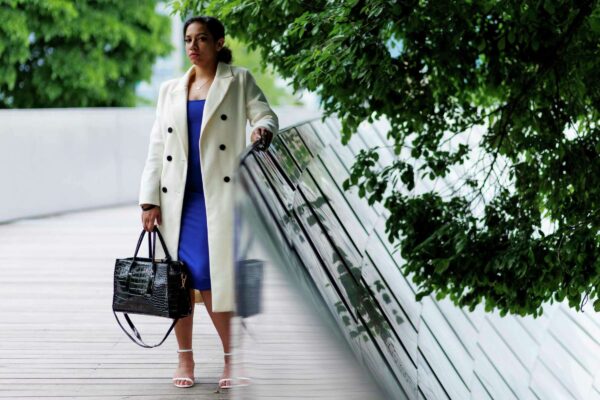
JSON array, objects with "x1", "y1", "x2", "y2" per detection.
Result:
[
  {"x1": 169, "y1": 69, "x2": 191, "y2": 157},
  {"x1": 168, "y1": 61, "x2": 234, "y2": 155},
  {"x1": 201, "y1": 61, "x2": 234, "y2": 139}
]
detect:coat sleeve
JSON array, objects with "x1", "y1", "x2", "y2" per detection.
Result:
[
  {"x1": 138, "y1": 83, "x2": 167, "y2": 207},
  {"x1": 244, "y1": 69, "x2": 279, "y2": 137}
]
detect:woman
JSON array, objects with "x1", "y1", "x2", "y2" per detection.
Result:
[{"x1": 138, "y1": 15, "x2": 278, "y2": 389}]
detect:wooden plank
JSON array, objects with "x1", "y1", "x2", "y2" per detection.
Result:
[{"x1": 0, "y1": 205, "x2": 381, "y2": 399}]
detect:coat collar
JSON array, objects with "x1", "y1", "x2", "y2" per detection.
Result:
[
  {"x1": 169, "y1": 62, "x2": 234, "y2": 155},
  {"x1": 171, "y1": 61, "x2": 233, "y2": 93}
]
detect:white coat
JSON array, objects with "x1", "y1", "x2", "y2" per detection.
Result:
[{"x1": 138, "y1": 61, "x2": 279, "y2": 312}]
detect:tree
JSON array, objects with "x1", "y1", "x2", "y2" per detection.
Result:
[
  {"x1": 0, "y1": 0, "x2": 171, "y2": 108},
  {"x1": 172, "y1": 0, "x2": 600, "y2": 317},
  {"x1": 224, "y1": 37, "x2": 301, "y2": 106}
]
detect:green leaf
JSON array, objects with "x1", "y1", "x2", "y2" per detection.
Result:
[{"x1": 508, "y1": 31, "x2": 515, "y2": 44}]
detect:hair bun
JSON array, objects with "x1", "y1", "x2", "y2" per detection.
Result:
[{"x1": 218, "y1": 46, "x2": 233, "y2": 64}]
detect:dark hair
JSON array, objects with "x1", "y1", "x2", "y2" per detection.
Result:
[{"x1": 183, "y1": 16, "x2": 232, "y2": 64}]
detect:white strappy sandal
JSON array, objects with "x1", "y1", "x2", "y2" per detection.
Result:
[
  {"x1": 218, "y1": 352, "x2": 253, "y2": 389},
  {"x1": 172, "y1": 349, "x2": 195, "y2": 388},
  {"x1": 218, "y1": 352, "x2": 234, "y2": 389}
]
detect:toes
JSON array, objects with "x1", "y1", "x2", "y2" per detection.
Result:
[{"x1": 174, "y1": 378, "x2": 193, "y2": 387}]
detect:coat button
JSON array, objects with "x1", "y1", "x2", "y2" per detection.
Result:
[
  {"x1": 219, "y1": 144, "x2": 226, "y2": 150},
  {"x1": 220, "y1": 114, "x2": 227, "y2": 120},
  {"x1": 167, "y1": 155, "x2": 172, "y2": 161},
  {"x1": 162, "y1": 187, "x2": 168, "y2": 193},
  {"x1": 224, "y1": 176, "x2": 230, "y2": 183},
  {"x1": 168, "y1": 127, "x2": 173, "y2": 133}
]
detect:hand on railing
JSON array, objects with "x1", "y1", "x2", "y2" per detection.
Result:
[{"x1": 251, "y1": 127, "x2": 273, "y2": 150}]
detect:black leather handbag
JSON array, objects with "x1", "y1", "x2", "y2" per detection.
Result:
[{"x1": 112, "y1": 226, "x2": 192, "y2": 348}]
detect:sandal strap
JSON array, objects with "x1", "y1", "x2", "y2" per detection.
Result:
[
  {"x1": 177, "y1": 349, "x2": 193, "y2": 353},
  {"x1": 172, "y1": 377, "x2": 194, "y2": 382}
]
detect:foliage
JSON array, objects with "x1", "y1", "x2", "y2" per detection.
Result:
[
  {"x1": 172, "y1": 0, "x2": 600, "y2": 317},
  {"x1": 226, "y1": 38, "x2": 302, "y2": 106},
  {"x1": 0, "y1": 0, "x2": 171, "y2": 108}
]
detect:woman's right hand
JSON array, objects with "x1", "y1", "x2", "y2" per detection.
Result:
[{"x1": 141, "y1": 206, "x2": 162, "y2": 232}]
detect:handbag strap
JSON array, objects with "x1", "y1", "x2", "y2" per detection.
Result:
[
  {"x1": 113, "y1": 310, "x2": 178, "y2": 348},
  {"x1": 152, "y1": 226, "x2": 172, "y2": 260},
  {"x1": 131, "y1": 227, "x2": 172, "y2": 262},
  {"x1": 132, "y1": 230, "x2": 146, "y2": 261}
]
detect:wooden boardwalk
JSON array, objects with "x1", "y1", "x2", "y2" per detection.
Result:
[
  {"x1": 0, "y1": 205, "x2": 380, "y2": 399},
  {"x1": 0, "y1": 205, "x2": 231, "y2": 399}
]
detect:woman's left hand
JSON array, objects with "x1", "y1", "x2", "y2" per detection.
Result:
[{"x1": 251, "y1": 127, "x2": 273, "y2": 149}]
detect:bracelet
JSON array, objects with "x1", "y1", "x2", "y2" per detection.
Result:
[{"x1": 141, "y1": 204, "x2": 157, "y2": 211}]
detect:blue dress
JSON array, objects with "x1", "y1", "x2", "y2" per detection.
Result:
[{"x1": 178, "y1": 99, "x2": 211, "y2": 290}]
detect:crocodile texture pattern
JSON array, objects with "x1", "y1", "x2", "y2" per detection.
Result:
[{"x1": 113, "y1": 257, "x2": 192, "y2": 319}]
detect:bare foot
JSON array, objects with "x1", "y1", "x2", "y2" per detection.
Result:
[{"x1": 173, "y1": 351, "x2": 195, "y2": 388}]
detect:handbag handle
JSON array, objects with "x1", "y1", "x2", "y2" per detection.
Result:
[
  {"x1": 131, "y1": 227, "x2": 172, "y2": 262},
  {"x1": 113, "y1": 311, "x2": 178, "y2": 348},
  {"x1": 152, "y1": 226, "x2": 172, "y2": 260},
  {"x1": 127, "y1": 231, "x2": 152, "y2": 291},
  {"x1": 126, "y1": 227, "x2": 172, "y2": 293}
]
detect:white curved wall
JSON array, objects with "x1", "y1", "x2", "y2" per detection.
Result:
[{"x1": 0, "y1": 108, "x2": 155, "y2": 223}]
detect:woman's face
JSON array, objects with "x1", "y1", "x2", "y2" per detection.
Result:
[{"x1": 185, "y1": 22, "x2": 224, "y2": 66}]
